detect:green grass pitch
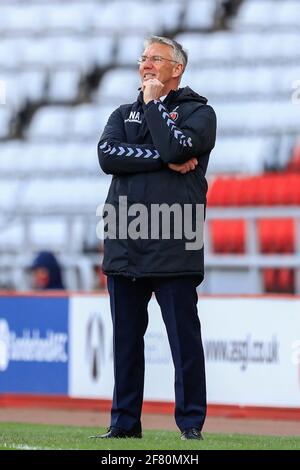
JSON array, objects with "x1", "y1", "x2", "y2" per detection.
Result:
[{"x1": 0, "y1": 422, "x2": 300, "y2": 450}]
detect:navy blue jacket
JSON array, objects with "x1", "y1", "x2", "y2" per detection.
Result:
[{"x1": 98, "y1": 86, "x2": 216, "y2": 280}]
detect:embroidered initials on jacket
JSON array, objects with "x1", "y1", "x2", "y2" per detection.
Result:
[{"x1": 125, "y1": 111, "x2": 142, "y2": 124}]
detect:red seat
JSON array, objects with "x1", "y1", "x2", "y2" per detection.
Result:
[
  {"x1": 287, "y1": 142, "x2": 300, "y2": 172},
  {"x1": 278, "y1": 269, "x2": 294, "y2": 293},
  {"x1": 263, "y1": 268, "x2": 295, "y2": 293},
  {"x1": 211, "y1": 219, "x2": 245, "y2": 254},
  {"x1": 208, "y1": 174, "x2": 300, "y2": 206},
  {"x1": 263, "y1": 269, "x2": 277, "y2": 292},
  {"x1": 258, "y1": 219, "x2": 295, "y2": 254}
]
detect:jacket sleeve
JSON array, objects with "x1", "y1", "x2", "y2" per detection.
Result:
[
  {"x1": 98, "y1": 107, "x2": 163, "y2": 175},
  {"x1": 143, "y1": 100, "x2": 217, "y2": 164}
]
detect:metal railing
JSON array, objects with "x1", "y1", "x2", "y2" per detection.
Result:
[
  {"x1": 204, "y1": 207, "x2": 300, "y2": 294},
  {"x1": 1, "y1": 207, "x2": 300, "y2": 293}
]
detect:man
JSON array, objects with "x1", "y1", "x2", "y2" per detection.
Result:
[{"x1": 95, "y1": 36, "x2": 216, "y2": 440}]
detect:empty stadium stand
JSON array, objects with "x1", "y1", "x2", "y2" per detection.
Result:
[{"x1": 1, "y1": 0, "x2": 300, "y2": 293}]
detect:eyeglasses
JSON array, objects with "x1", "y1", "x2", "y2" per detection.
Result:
[{"x1": 137, "y1": 55, "x2": 179, "y2": 65}]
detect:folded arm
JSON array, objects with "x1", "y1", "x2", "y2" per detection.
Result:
[
  {"x1": 98, "y1": 107, "x2": 163, "y2": 175},
  {"x1": 143, "y1": 100, "x2": 216, "y2": 164}
]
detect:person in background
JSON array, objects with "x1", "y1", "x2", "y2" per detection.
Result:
[{"x1": 30, "y1": 251, "x2": 65, "y2": 290}]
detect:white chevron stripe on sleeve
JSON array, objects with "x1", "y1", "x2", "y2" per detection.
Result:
[
  {"x1": 135, "y1": 148, "x2": 143, "y2": 158},
  {"x1": 126, "y1": 148, "x2": 134, "y2": 157},
  {"x1": 99, "y1": 141, "x2": 108, "y2": 149},
  {"x1": 154, "y1": 101, "x2": 193, "y2": 148},
  {"x1": 144, "y1": 149, "x2": 153, "y2": 158},
  {"x1": 117, "y1": 147, "x2": 125, "y2": 156}
]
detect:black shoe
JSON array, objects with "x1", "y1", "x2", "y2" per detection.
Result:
[
  {"x1": 89, "y1": 427, "x2": 142, "y2": 439},
  {"x1": 181, "y1": 428, "x2": 203, "y2": 440}
]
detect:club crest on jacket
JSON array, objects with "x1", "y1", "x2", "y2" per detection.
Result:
[{"x1": 170, "y1": 107, "x2": 179, "y2": 121}]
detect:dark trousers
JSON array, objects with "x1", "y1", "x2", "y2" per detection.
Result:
[{"x1": 107, "y1": 275, "x2": 206, "y2": 433}]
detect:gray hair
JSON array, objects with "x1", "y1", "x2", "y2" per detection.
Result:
[{"x1": 144, "y1": 36, "x2": 188, "y2": 72}]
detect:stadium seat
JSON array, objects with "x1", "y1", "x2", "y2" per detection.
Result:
[
  {"x1": 183, "y1": 0, "x2": 218, "y2": 30},
  {"x1": 206, "y1": 136, "x2": 275, "y2": 175},
  {"x1": 208, "y1": 175, "x2": 300, "y2": 207},
  {"x1": 175, "y1": 31, "x2": 300, "y2": 65},
  {"x1": 27, "y1": 104, "x2": 115, "y2": 140},
  {"x1": 263, "y1": 268, "x2": 277, "y2": 292},
  {"x1": 211, "y1": 218, "x2": 295, "y2": 257},
  {"x1": 182, "y1": 65, "x2": 300, "y2": 98},
  {"x1": 0, "y1": 5, "x2": 43, "y2": 34},
  {"x1": 0, "y1": 108, "x2": 11, "y2": 138},
  {"x1": 0, "y1": 180, "x2": 20, "y2": 211},
  {"x1": 211, "y1": 219, "x2": 245, "y2": 254},
  {"x1": 1, "y1": 0, "x2": 300, "y2": 293},
  {"x1": 48, "y1": 69, "x2": 81, "y2": 102},
  {"x1": 215, "y1": 101, "x2": 300, "y2": 134},
  {"x1": 17, "y1": 177, "x2": 110, "y2": 211},
  {"x1": 0, "y1": 141, "x2": 99, "y2": 176},
  {"x1": 287, "y1": 140, "x2": 300, "y2": 172},
  {"x1": 237, "y1": 0, "x2": 300, "y2": 29},
  {"x1": 263, "y1": 268, "x2": 295, "y2": 294},
  {"x1": 27, "y1": 106, "x2": 72, "y2": 140},
  {"x1": 0, "y1": 220, "x2": 24, "y2": 253},
  {"x1": 278, "y1": 268, "x2": 295, "y2": 293},
  {"x1": 258, "y1": 219, "x2": 295, "y2": 254},
  {"x1": 42, "y1": 3, "x2": 95, "y2": 33},
  {"x1": 115, "y1": 35, "x2": 145, "y2": 66},
  {"x1": 95, "y1": 69, "x2": 140, "y2": 104}
]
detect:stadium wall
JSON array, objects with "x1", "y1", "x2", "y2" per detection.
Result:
[{"x1": 1, "y1": 292, "x2": 300, "y2": 419}]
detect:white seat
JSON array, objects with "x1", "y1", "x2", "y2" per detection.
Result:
[
  {"x1": 183, "y1": 0, "x2": 218, "y2": 29},
  {"x1": 160, "y1": 1, "x2": 184, "y2": 32},
  {"x1": 27, "y1": 104, "x2": 117, "y2": 141},
  {"x1": 48, "y1": 36, "x2": 96, "y2": 72},
  {"x1": 0, "y1": 5, "x2": 45, "y2": 34},
  {"x1": 0, "y1": 180, "x2": 20, "y2": 211},
  {"x1": 237, "y1": 0, "x2": 300, "y2": 29},
  {"x1": 94, "y1": 1, "x2": 157, "y2": 33},
  {"x1": 1, "y1": 71, "x2": 45, "y2": 110},
  {"x1": 0, "y1": 141, "x2": 99, "y2": 175},
  {"x1": 175, "y1": 32, "x2": 300, "y2": 64},
  {"x1": 27, "y1": 106, "x2": 72, "y2": 140},
  {"x1": 0, "y1": 108, "x2": 11, "y2": 138},
  {"x1": 15, "y1": 37, "x2": 96, "y2": 72},
  {"x1": 18, "y1": 177, "x2": 111, "y2": 211},
  {"x1": 42, "y1": 3, "x2": 95, "y2": 33},
  {"x1": 236, "y1": 0, "x2": 274, "y2": 28},
  {"x1": 0, "y1": 39, "x2": 20, "y2": 68},
  {"x1": 0, "y1": 217, "x2": 84, "y2": 253},
  {"x1": 71, "y1": 104, "x2": 116, "y2": 140},
  {"x1": 95, "y1": 69, "x2": 140, "y2": 103},
  {"x1": 277, "y1": 1, "x2": 300, "y2": 26},
  {"x1": 116, "y1": 35, "x2": 145, "y2": 66},
  {"x1": 48, "y1": 69, "x2": 81, "y2": 102},
  {"x1": 0, "y1": 221, "x2": 24, "y2": 252},
  {"x1": 182, "y1": 64, "x2": 300, "y2": 97},
  {"x1": 28, "y1": 218, "x2": 71, "y2": 250},
  {"x1": 208, "y1": 136, "x2": 276, "y2": 174},
  {"x1": 214, "y1": 100, "x2": 300, "y2": 134},
  {"x1": 19, "y1": 70, "x2": 46, "y2": 103},
  {"x1": 89, "y1": 35, "x2": 116, "y2": 68}
]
